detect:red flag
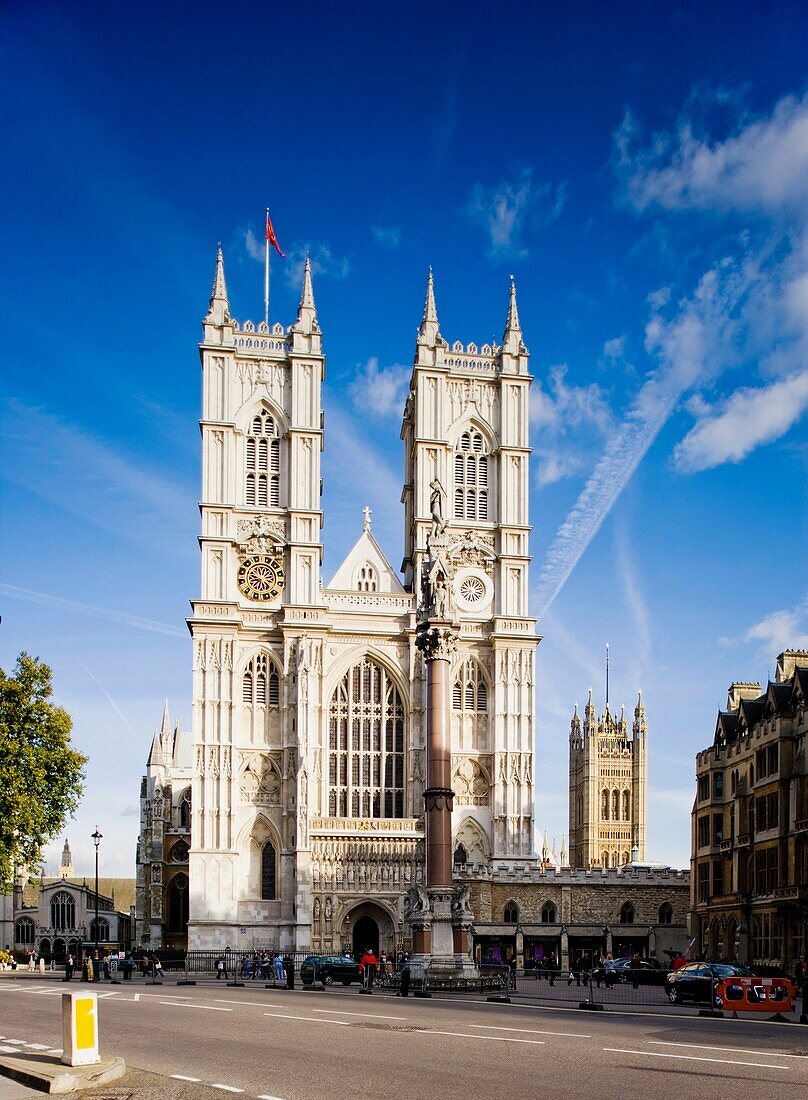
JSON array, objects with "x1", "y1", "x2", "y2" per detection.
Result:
[{"x1": 266, "y1": 210, "x2": 285, "y2": 258}]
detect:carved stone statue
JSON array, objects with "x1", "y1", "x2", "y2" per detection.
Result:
[
  {"x1": 404, "y1": 883, "x2": 430, "y2": 920},
  {"x1": 429, "y1": 477, "x2": 446, "y2": 538},
  {"x1": 451, "y1": 883, "x2": 474, "y2": 921}
]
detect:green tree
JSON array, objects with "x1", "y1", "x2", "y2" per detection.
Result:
[{"x1": 0, "y1": 653, "x2": 87, "y2": 892}]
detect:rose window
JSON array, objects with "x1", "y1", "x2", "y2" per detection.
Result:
[{"x1": 459, "y1": 576, "x2": 486, "y2": 603}]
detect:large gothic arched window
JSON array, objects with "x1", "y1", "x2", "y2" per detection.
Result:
[
  {"x1": 453, "y1": 429, "x2": 489, "y2": 521},
  {"x1": 50, "y1": 892, "x2": 75, "y2": 932},
  {"x1": 245, "y1": 411, "x2": 280, "y2": 508},
  {"x1": 328, "y1": 658, "x2": 405, "y2": 819}
]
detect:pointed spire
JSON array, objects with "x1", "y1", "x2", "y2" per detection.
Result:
[
  {"x1": 633, "y1": 690, "x2": 647, "y2": 738},
  {"x1": 148, "y1": 733, "x2": 161, "y2": 767},
  {"x1": 560, "y1": 835, "x2": 568, "y2": 866},
  {"x1": 205, "y1": 244, "x2": 231, "y2": 325},
  {"x1": 417, "y1": 267, "x2": 441, "y2": 346},
  {"x1": 161, "y1": 699, "x2": 171, "y2": 737},
  {"x1": 502, "y1": 275, "x2": 523, "y2": 353},
  {"x1": 292, "y1": 255, "x2": 319, "y2": 335}
]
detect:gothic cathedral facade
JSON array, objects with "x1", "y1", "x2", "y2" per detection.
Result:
[{"x1": 164, "y1": 250, "x2": 537, "y2": 953}]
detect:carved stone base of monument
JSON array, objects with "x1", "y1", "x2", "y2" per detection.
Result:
[{"x1": 404, "y1": 885, "x2": 479, "y2": 982}]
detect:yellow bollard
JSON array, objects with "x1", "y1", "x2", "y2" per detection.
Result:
[{"x1": 61, "y1": 991, "x2": 101, "y2": 1066}]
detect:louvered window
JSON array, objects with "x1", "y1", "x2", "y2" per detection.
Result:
[
  {"x1": 452, "y1": 659, "x2": 489, "y2": 712},
  {"x1": 242, "y1": 655, "x2": 281, "y2": 708},
  {"x1": 453, "y1": 429, "x2": 490, "y2": 520},
  {"x1": 245, "y1": 411, "x2": 280, "y2": 508}
]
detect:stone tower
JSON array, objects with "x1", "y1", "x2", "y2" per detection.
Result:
[
  {"x1": 401, "y1": 273, "x2": 538, "y2": 864},
  {"x1": 59, "y1": 839, "x2": 74, "y2": 879},
  {"x1": 568, "y1": 691, "x2": 647, "y2": 869}
]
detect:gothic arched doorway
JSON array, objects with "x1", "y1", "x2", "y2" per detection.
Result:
[{"x1": 353, "y1": 915, "x2": 379, "y2": 959}]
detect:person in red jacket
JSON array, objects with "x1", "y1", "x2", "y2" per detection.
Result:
[{"x1": 359, "y1": 949, "x2": 378, "y2": 990}]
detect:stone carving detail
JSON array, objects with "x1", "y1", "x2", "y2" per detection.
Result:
[
  {"x1": 416, "y1": 624, "x2": 457, "y2": 663},
  {"x1": 452, "y1": 758, "x2": 490, "y2": 806},
  {"x1": 237, "y1": 515, "x2": 286, "y2": 558},
  {"x1": 404, "y1": 883, "x2": 430, "y2": 920},
  {"x1": 429, "y1": 477, "x2": 447, "y2": 539},
  {"x1": 447, "y1": 530, "x2": 496, "y2": 577},
  {"x1": 239, "y1": 754, "x2": 281, "y2": 804},
  {"x1": 451, "y1": 883, "x2": 473, "y2": 922}
]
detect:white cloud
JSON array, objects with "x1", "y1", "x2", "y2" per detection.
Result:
[
  {"x1": 371, "y1": 225, "x2": 401, "y2": 248},
  {"x1": 675, "y1": 370, "x2": 808, "y2": 472},
  {"x1": 244, "y1": 227, "x2": 264, "y2": 262},
  {"x1": 348, "y1": 358, "x2": 410, "y2": 420},
  {"x1": 466, "y1": 169, "x2": 566, "y2": 262},
  {"x1": 284, "y1": 242, "x2": 350, "y2": 288},
  {"x1": 734, "y1": 596, "x2": 808, "y2": 657},
  {"x1": 530, "y1": 364, "x2": 615, "y2": 487},
  {"x1": 603, "y1": 335, "x2": 625, "y2": 359}
]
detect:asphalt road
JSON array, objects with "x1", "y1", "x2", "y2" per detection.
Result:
[{"x1": 1, "y1": 975, "x2": 806, "y2": 1099}]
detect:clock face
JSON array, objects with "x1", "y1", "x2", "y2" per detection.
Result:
[{"x1": 237, "y1": 554, "x2": 285, "y2": 602}]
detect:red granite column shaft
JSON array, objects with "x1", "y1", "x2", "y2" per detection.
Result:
[{"x1": 424, "y1": 651, "x2": 453, "y2": 887}]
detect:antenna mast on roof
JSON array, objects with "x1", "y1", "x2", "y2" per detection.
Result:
[{"x1": 605, "y1": 642, "x2": 610, "y2": 710}]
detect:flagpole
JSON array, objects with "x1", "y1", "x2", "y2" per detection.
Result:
[{"x1": 264, "y1": 207, "x2": 270, "y2": 327}]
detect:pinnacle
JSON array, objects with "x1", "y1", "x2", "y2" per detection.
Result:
[
  {"x1": 205, "y1": 244, "x2": 231, "y2": 323},
  {"x1": 503, "y1": 274, "x2": 521, "y2": 338},
  {"x1": 417, "y1": 268, "x2": 440, "y2": 344}
]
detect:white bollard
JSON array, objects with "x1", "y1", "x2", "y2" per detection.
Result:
[
  {"x1": 61, "y1": 991, "x2": 101, "y2": 1066},
  {"x1": 39, "y1": 958, "x2": 45, "y2": 974}
]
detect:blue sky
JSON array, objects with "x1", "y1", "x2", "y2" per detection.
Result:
[{"x1": 2, "y1": 1, "x2": 807, "y2": 877}]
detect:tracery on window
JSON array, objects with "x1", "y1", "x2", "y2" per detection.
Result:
[
  {"x1": 658, "y1": 902, "x2": 673, "y2": 925},
  {"x1": 242, "y1": 654, "x2": 280, "y2": 707},
  {"x1": 452, "y1": 659, "x2": 488, "y2": 712},
  {"x1": 261, "y1": 842, "x2": 277, "y2": 900},
  {"x1": 453, "y1": 429, "x2": 489, "y2": 521},
  {"x1": 89, "y1": 917, "x2": 109, "y2": 941},
  {"x1": 50, "y1": 892, "x2": 75, "y2": 932},
  {"x1": 16, "y1": 917, "x2": 35, "y2": 945},
  {"x1": 620, "y1": 902, "x2": 635, "y2": 925},
  {"x1": 245, "y1": 411, "x2": 280, "y2": 507},
  {"x1": 504, "y1": 900, "x2": 519, "y2": 923},
  {"x1": 541, "y1": 901, "x2": 557, "y2": 924},
  {"x1": 327, "y1": 658, "x2": 405, "y2": 819}
]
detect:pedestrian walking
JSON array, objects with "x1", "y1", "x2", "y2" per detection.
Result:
[
  {"x1": 273, "y1": 953, "x2": 284, "y2": 983},
  {"x1": 795, "y1": 956, "x2": 807, "y2": 994},
  {"x1": 398, "y1": 954, "x2": 411, "y2": 997},
  {"x1": 215, "y1": 954, "x2": 227, "y2": 980},
  {"x1": 103, "y1": 952, "x2": 111, "y2": 980},
  {"x1": 64, "y1": 952, "x2": 74, "y2": 982},
  {"x1": 359, "y1": 948, "x2": 378, "y2": 991}
]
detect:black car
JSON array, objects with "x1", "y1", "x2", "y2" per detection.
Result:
[
  {"x1": 299, "y1": 954, "x2": 361, "y2": 986},
  {"x1": 591, "y1": 957, "x2": 665, "y2": 986},
  {"x1": 664, "y1": 962, "x2": 753, "y2": 1004}
]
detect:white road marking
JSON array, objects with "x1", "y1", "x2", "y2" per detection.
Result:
[
  {"x1": 603, "y1": 1047, "x2": 789, "y2": 1071},
  {"x1": 0, "y1": 1046, "x2": 20, "y2": 1053},
  {"x1": 420, "y1": 1030, "x2": 545, "y2": 1046},
  {"x1": 470, "y1": 1024, "x2": 590, "y2": 1038},
  {"x1": 159, "y1": 1001, "x2": 232, "y2": 1012},
  {"x1": 171, "y1": 1075, "x2": 202, "y2": 1082},
  {"x1": 311, "y1": 1008, "x2": 407, "y2": 1020},
  {"x1": 263, "y1": 1012, "x2": 349, "y2": 1026},
  {"x1": 214, "y1": 999, "x2": 287, "y2": 1009},
  {"x1": 211, "y1": 1086, "x2": 244, "y2": 1093},
  {"x1": 24, "y1": 1043, "x2": 50, "y2": 1049},
  {"x1": 649, "y1": 1040, "x2": 804, "y2": 1059},
  {"x1": 46, "y1": 1050, "x2": 63, "y2": 1055},
  {"x1": 257, "y1": 1095, "x2": 287, "y2": 1100},
  {"x1": 0, "y1": 1039, "x2": 26, "y2": 1044}
]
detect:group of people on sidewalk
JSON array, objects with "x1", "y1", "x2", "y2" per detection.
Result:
[{"x1": 62, "y1": 949, "x2": 163, "y2": 982}]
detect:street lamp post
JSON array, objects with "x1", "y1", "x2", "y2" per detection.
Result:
[{"x1": 91, "y1": 827, "x2": 103, "y2": 982}]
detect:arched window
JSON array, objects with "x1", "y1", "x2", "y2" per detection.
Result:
[
  {"x1": 622, "y1": 790, "x2": 630, "y2": 821},
  {"x1": 328, "y1": 658, "x2": 405, "y2": 819},
  {"x1": 658, "y1": 902, "x2": 673, "y2": 925},
  {"x1": 541, "y1": 901, "x2": 557, "y2": 924},
  {"x1": 601, "y1": 789, "x2": 609, "y2": 820},
  {"x1": 169, "y1": 840, "x2": 189, "y2": 863},
  {"x1": 168, "y1": 873, "x2": 189, "y2": 934},
  {"x1": 245, "y1": 411, "x2": 280, "y2": 508},
  {"x1": 603, "y1": 851, "x2": 610, "y2": 868},
  {"x1": 620, "y1": 902, "x2": 635, "y2": 925},
  {"x1": 356, "y1": 563, "x2": 378, "y2": 592},
  {"x1": 89, "y1": 917, "x2": 109, "y2": 942},
  {"x1": 452, "y1": 659, "x2": 488, "y2": 713},
  {"x1": 242, "y1": 654, "x2": 280, "y2": 707},
  {"x1": 612, "y1": 789, "x2": 620, "y2": 819},
  {"x1": 261, "y1": 842, "x2": 276, "y2": 900},
  {"x1": 453, "y1": 844, "x2": 468, "y2": 868},
  {"x1": 453, "y1": 428, "x2": 489, "y2": 521},
  {"x1": 504, "y1": 901, "x2": 519, "y2": 924},
  {"x1": 15, "y1": 917, "x2": 35, "y2": 945},
  {"x1": 179, "y1": 789, "x2": 191, "y2": 829},
  {"x1": 50, "y1": 892, "x2": 75, "y2": 932}
]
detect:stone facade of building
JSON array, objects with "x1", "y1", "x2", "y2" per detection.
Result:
[
  {"x1": 691, "y1": 649, "x2": 807, "y2": 967},
  {"x1": 137, "y1": 254, "x2": 538, "y2": 954},
  {"x1": 568, "y1": 691, "x2": 647, "y2": 869}
]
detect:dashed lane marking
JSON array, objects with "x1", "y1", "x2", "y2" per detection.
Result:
[
  {"x1": 263, "y1": 1013, "x2": 349, "y2": 1026},
  {"x1": 419, "y1": 1030, "x2": 545, "y2": 1046},
  {"x1": 649, "y1": 1040, "x2": 805, "y2": 1059},
  {"x1": 0, "y1": 1046, "x2": 20, "y2": 1053},
  {"x1": 311, "y1": 1008, "x2": 407, "y2": 1020},
  {"x1": 211, "y1": 1086, "x2": 244, "y2": 1093},
  {"x1": 257, "y1": 1095, "x2": 288, "y2": 1099},
  {"x1": 171, "y1": 1075, "x2": 202, "y2": 1082},
  {"x1": 23, "y1": 1043, "x2": 50, "y2": 1049},
  {"x1": 214, "y1": 1000, "x2": 287, "y2": 1009},
  {"x1": 603, "y1": 1048, "x2": 789, "y2": 1071},
  {"x1": 159, "y1": 1001, "x2": 232, "y2": 1011},
  {"x1": 470, "y1": 1024, "x2": 590, "y2": 1038}
]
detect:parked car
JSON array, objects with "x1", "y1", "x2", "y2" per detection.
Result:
[
  {"x1": 591, "y1": 957, "x2": 665, "y2": 986},
  {"x1": 664, "y1": 961, "x2": 753, "y2": 1004},
  {"x1": 299, "y1": 954, "x2": 361, "y2": 986}
]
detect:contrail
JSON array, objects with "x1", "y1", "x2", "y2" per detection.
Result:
[
  {"x1": 0, "y1": 582, "x2": 185, "y2": 637},
  {"x1": 78, "y1": 662, "x2": 141, "y2": 745},
  {"x1": 535, "y1": 374, "x2": 683, "y2": 618}
]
